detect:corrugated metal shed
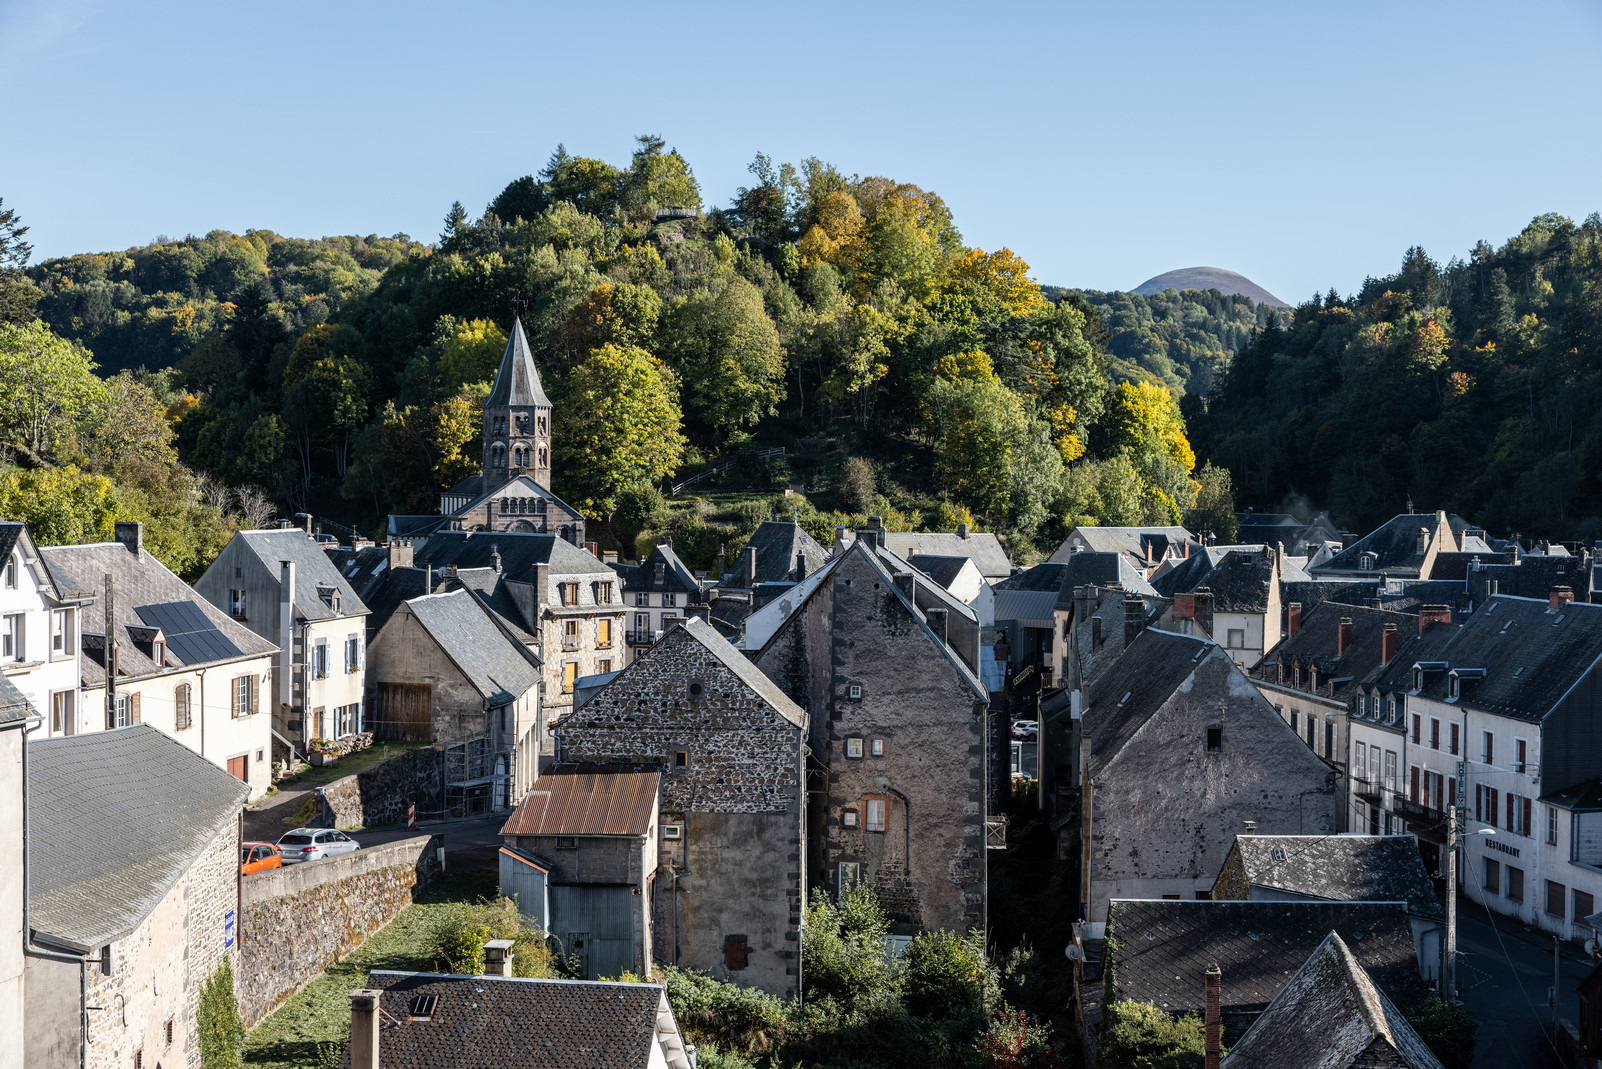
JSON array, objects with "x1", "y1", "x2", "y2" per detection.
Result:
[{"x1": 500, "y1": 767, "x2": 660, "y2": 838}]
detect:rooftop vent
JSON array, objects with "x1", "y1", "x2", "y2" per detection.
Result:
[{"x1": 408, "y1": 995, "x2": 438, "y2": 1021}]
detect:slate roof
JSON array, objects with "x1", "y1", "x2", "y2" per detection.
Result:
[
  {"x1": 1361, "y1": 621, "x2": 1459, "y2": 694},
  {"x1": 1313, "y1": 513, "x2": 1453, "y2": 577},
  {"x1": 707, "y1": 592, "x2": 751, "y2": 639},
  {"x1": 1384, "y1": 594, "x2": 1602, "y2": 720},
  {"x1": 731, "y1": 521, "x2": 829, "y2": 586},
  {"x1": 880, "y1": 529, "x2": 1011, "y2": 580},
  {"x1": 1467, "y1": 553, "x2": 1586, "y2": 604},
  {"x1": 446, "y1": 474, "x2": 484, "y2": 498},
  {"x1": 996, "y1": 561, "x2": 1072, "y2": 593},
  {"x1": 350, "y1": 971, "x2": 681, "y2": 1069},
  {"x1": 1221, "y1": 931, "x2": 1443, "y2": 1069},
  {"x1": 1105, "y1": 900, "x2": 1426, "y2": 1036},
  {"x1": 235, "y1": 529, "x2": 370, "y2": 621},
  {"x1": 0, "y1": 520, "x2": 83, "y2": 601},
  {"x1": 28, "y1": 725, "x2": 248, "y2": 951},
  {"x1": 1047, "y1": 525, "x2": 1196, "y2": 570},
  {"x1": 0, "y1": 674, "x2": 37, "y2": 724},
  {"x1": 1261, "y1": 604, "x2": 1419, "y2": 701},
  {"x1": 1082, "y1": 627, "x2": 1223, "y2": 764},
  {"x1": 672, "y1": 617, "x2": 806, "y2": 728},
  {"x1": 43, "y1": 542, "x2": 277, "y2": 686},
  {"x1": 417, "y1": 530, "x2": 611, "y2": 578},
  {"x1": 1223, "y1": 834, "x2": 1443, "y2": 921},
  {"x1": 906, "y1": 554, "x2": 972, "y2": 590},
  {"x1": 486, "y1": 317, "x2": 551, "y2": 407},
  {"x1": 616, "y1": 542, "x2": 701, "y2": 596},
  {"x1": 327, "y1": 544, "x2": 393, "y2": 602},
  {"x1": 1542, "y1": 778, "x2": 1602, "y2": 811},
  {"x1": 359, "y1": 566, "x2": 434, "y2": 639},
  {"x1": 500, "y1": 766, "x2": 660, "y2": 838},
  {"x1": 388, "y1": 514, "x2": 449, "y2": 539},
  {"x1": 993, "y1": 589, "x2": 1060, "y2": 629},
  {"x1": 1049, "y1": 551, "x2": 1160, "y2": 609},
  {"x1": 1198, "y1": 550, "x2": 1276, "y2": 613},
  {"x1": 402, "y1": 591, "x2": 541, "y2": 705},
  {"x1": 451, "y1": 567, "x2": 539, "y2": 642}
]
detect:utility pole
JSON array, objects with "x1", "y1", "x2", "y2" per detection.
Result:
[{"x1": 1443, "y1": 804, "x2": 1457, "y2": 1000}]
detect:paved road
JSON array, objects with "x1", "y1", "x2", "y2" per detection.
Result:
[
  {"x1": 1454, "y1": 899, "x2": 1591, "y2": 1067},
  {"x1": 356, "y1": 815, "x2": 506, "y2": 871}
]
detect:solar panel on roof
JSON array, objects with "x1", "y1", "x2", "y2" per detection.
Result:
[{"x1": 135, "y1": 601, "x2": 244, "y2": 665}]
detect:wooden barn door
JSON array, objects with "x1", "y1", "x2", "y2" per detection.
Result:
[{"x1": 374, "y1": 683, "x2": 431, "y2": 740}]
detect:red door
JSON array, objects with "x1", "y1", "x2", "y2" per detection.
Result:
[{"x1": 227, "y1": 755, "x2": 248, "y2": 782}]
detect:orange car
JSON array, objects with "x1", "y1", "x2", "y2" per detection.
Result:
[{"x1": 241, "y1": 842, "x2": 283, "y2": 875}]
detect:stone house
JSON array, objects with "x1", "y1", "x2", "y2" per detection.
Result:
[
  {"x1": 1074, "y1": 627, "x2": 1337, "y2": 921},
  {"x1": 748, "y1": 537, "x2": 993, "y2": 938},
  {"x1": 1047, "y1": 524, "x2": 1198, "y2": 579},
  {"x1": 1211, "y1": 833, "x2": 1444, "y2": 981},
  {"x1": 194, "y1": 527, "x2": 370, "y2": 762},
  {"x1": 710, "y1": 519, "x2": 829, "y2": 636},
  {"x1": 414, "y1": 532, "x2": 627, "y2": 731},
  {"x1": 344, "y1": 966, "x2": 692, "y2": 1069},
  {"x1": 1309, "y1": 510, "x2": 1464, "y2": 581},
  {"x1": 1220, "y1": 931, "x2": 1444, "y2": 1069},
  {"x1": 552, "y1": 618, "x2": 806, "y2": 996},
  {"x1": 498, "y1": 767, "x2": 659, "y2": 979},
  {"x1": 434, "y1": 317, "x2": 587, "y2": 543},
  {"x1": 25, "y1": 725, "x2": 248, "y2": 1069},
  {"x1": 1100, "y1": 899, "x2": 1426, "y2": 1047},
  {"x1": 904, "y1": 553, "x2": 994, "y2": 626},
  {"x1": 614, "y1": 540, "x2": 705, "y2": 653},
  {"x1": 0, "y1": 519, "x2": 93, "y2": 738},
  {"x1": 42, "y1": 523, "x2": 280, "y2": 799},
  {"x1": 1158, "y1": 547, "x2": 1285, "y2": 669},
  {"x1": 369, "y1": 589, "x2": 542, "y2": 813},
  {"x1": 1252, "y1": 602, "x2": 1419, "y2": 830}
]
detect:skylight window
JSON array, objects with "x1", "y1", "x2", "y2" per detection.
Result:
[
  {"x1": 1270, "y1": 847, "x2": 1288, "y2": 863},
  {"x1": 1513, "y1": 666, "x2": 1524, "y2": 676}
]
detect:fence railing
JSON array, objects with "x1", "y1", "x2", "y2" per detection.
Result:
[{"x1": 669, "y1": 447, "x2": 785, "y2": 495}]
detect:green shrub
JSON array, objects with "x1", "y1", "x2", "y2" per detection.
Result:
[
  {"x1": 615, "y1": 480, "x2": 667, "y2": 535},
  {"x1": 801, "y1": 885, "x2": 894, "y2": 1008},
  {"x1": 840, "y1": 456, "x2": 876, "y2": 512},
  {"x1": 197, "y1": 957, "x2": 244, "y2": 1069},
  {"x1": 663, "y1": 967, "x2": 787, "y2": 1058},
  {"x1": 976, "y1": 1007, "x2": 1057, "y2": 1068},
  {"x1": 903, "y1": 928, "x2": 998, "y2": 1029},
  {"x1": 1404, "y1": 999, "x2": 1478, "y2": 1069},
  {"x1": 1100, "y1": 1000, "x2": 1212, "y2": 1069},
  {"x1": 432, "y1": 897, "x2": 562, "y2": 978}
]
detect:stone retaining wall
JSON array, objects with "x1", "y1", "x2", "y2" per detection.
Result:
[
  {"x1": 319, "y1": 745, "x2": 442, "y2": 829},
  {"x1": 238, "y1": 833, "x2": 443, "y2": 1027}
]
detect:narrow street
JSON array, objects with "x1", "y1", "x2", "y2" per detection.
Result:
[{"x1": 1454, "y1": 899, "x2": 1593, "y2": 1067}]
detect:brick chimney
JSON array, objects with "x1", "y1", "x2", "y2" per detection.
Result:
[
  {"x1": 1381, "y1": 623, "x2": 1398, "y2": 663},
  {"x1": 484, "y1": 939, "x2": 515, "y2": 977},
  {"x1": 114, "y1": 521, "x2": 143, "y2": 557},
  {"x1": 1337, "y1": 617, "x2": 1353, "y2": 655},
  {"x1": 1287, "y1": 601, "x2": 1302, "y2": 637},
  {"x1": 1419, "y1": 604, "x2": 1452, "y2": 633},
  {"x1": 1550, "y1": 585, "x2": 1575, "y2": 610},
  {"x1": 1194, "y1": 589, "x2": 1214, "y2": 637},
  {"x1": 1174, "y1": 593, "x2": 1195, "y2": 620},
  {"x1": 1204, "y1": 964, "x2": 1222, "y2": 1069},
  {"x1": 348, "y1": 989, "x2": 382, "y2": 1069},
  {"x1": 388, "y1": 538, "x2": 413, "y2": 569}
]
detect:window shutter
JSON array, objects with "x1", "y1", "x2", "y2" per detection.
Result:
[
  {"x1": 1506, "y1": 793, "x2": 1514, "y2": 831},
  {"x1": 130, "y1": 692, "x2": 141, "y2": 724},
  {"x1": 1409, "y1": 766, "x2": 1419, "y2": 801},
  {"x1": 1522, "y1": 797, "x2": 1531, "y2": 836},
  {"x1": 724, "y1": 935, "x2": 748, "y2": 970},
  {"x1": 252, "y1": 675, "x2": 261, "y2": 715}
]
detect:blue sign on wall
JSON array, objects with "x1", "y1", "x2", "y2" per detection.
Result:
[{"x1": 224, "y1": 909, "x2": 236, "y2": 951}]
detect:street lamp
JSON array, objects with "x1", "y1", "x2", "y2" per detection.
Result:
[{"x1": 1443, "y1": 804, "x2": 1496, "y2": 1001}]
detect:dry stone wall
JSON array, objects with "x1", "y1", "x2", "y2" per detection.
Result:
[
  {"x1": 319, "y1": 746, "x2": 442, "y2": 829},
  {"x1": 238, "y1": 833, "x2": 442, "y2": 1026}
]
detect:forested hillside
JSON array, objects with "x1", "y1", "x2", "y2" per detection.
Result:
[
  {"x1": 8, "y1": 137, "x2": 1211, "y2": 564},
  {"x1": 1192, "y1": 212, "x2": 1602, "y2": 539},
  {"x1": 1049, "y1": 285, "x2": 1285, "y2": 396}
]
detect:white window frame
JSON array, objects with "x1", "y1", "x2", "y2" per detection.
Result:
[
  {"x1": 864, "y1": 798, "x2": 887, "y2": 833},
  {"x1": 870, "y1": 738, "x2": 885, "y2": 757},
  {"x1": 233, "y1": 676, "x2": 253, "y2": 719},
  {"x1": 844, "y1": 737, "x2": 864, "y2": 758},
  {"x1": 114, "y1": 694, "x2": 132, "y2": 728},
  {"x1": 311, "y1": 640, "x2": 329, "y2": 680},
  {"x1": 229, "y1": 589, "x2": 247, "y2": 619},
  {"x1": 50, "y1": 690, "x2": 72, "y2": 734},
  {"x1": 1546, "y1": 805, "x2": 1558, "y2": 846},
  {"x1": 345, "y1": 633, "x2": 362, "y2": 674},
  {"x1": 1226, "y1": 629, "x2": 1245, "y2": 649},
  {"x1": 51, "y1": 609, "x2": 70, "y2": 658},
  {"x1": 2, "y1": 553, "x2": 15, "y2": 589}
]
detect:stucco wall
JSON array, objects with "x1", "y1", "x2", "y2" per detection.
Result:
[
  {"x1": 320, "y1": 746, "x2": 443, "y2": 829},
  {"x1": 0, "y1": 728, "x2": 23, "y2": 1057},
  {"x1": 237, "y1": 834, "x2": 443, "y2": 1026}
]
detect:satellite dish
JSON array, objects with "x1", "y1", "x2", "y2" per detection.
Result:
[{"x1": 1065, "y1": 944, "x2": 1082, "y2": 961}]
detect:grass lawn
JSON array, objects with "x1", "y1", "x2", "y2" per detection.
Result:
[
  {"x1": 242, "y1": 868, "x2": 498, "y2": 1069},
  {"x1": 275, "y1": 740, "x2": 428, "y2": 794}
]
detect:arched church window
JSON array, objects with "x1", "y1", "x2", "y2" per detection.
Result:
[
  {"x1": 500, "y1": 498, "x2": 509, "y2": 515},
  {"x1": 491, "y1": 443, "x2": 506, "y2": 467},
  {"x1": 538, "y1": 416, "x2": 547, "y2": 435},
  {"x1": 534, "y1": 497, "x2": 546, "y2": 515},
  {"x1": 538, "y1": 447, "x2": 548, "y2": 467}
]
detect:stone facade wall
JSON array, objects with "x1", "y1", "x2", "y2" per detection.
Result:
[
  {"x1": 752, "y1": 546, "x2": 990, "y2": 936},
  {"x1": 237, "y1": 834, "x2": 443, "y2": 1027},
  {"x1": 555, "y1": 627, "x2": 805, "y2": 996},
  {"x1": 320, "y1": 746, "x2": 443, "y2": 829},
  {"x1": 1209, "y1": 843, "x2": 1249, "y2": 900},
  {"x1": 81, "y1": 821, "x2": 238, "y2": 1069}
]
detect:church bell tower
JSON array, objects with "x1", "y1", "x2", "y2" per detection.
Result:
[{"x1": 482, "y1": 316, "x2": 552, "y2": 496}]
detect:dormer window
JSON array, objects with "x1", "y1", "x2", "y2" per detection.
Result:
[
  {"x1": 1412, "y1": 665, "x2": 1423, "y2": 692},
  {"x1": 154, "y1": 639, "x2": 165, "y2": 667},
  {"x1": 317, "y1": 584, "x2": 340, "y2": 612},
  {"x1": 3, "y1": 553, "x2": 14, "y2": 589},
  {"x1": 1359, "y1": 552, "x2": 1378, "y2": 570}
]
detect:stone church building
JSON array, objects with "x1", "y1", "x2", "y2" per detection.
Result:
[{"x1": 434, "y1": 317, "x2": 588, "y2": 543}]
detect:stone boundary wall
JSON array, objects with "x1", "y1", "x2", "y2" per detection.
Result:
[
  {"x1": 238, "y1": 833, "x2": 443, "y2": 1026},
  {"x1": 319, "y1": 745, "x2": 442, "y2": 829}
]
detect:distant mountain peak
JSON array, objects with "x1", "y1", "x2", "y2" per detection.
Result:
[{"x1": 1133, "y1": 267, "x2": 1287, "y2": 308}]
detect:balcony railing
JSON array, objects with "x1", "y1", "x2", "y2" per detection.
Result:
[{"x1": 561, "y1": 635, "x2": 581, "y2": 652}]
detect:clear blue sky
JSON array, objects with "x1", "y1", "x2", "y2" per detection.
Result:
[{"x1": 3, "y1": 0, "x2": 1599, "y2": 303}]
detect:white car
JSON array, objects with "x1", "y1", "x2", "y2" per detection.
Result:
[
  {"x1": 1011, "y1": 719, "x2": 1038, "y2": 739},
  {"x1": 278, "y1": 828, "x2": 359, "y2": 863}
]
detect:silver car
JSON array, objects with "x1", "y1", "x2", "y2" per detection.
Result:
[{"x1": 278, "y1": 828, "x2": 359, "y2": 863}]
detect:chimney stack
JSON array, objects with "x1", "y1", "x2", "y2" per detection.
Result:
[
  {"x1": 422, "y1": 565, "x2": 433, "y2": 596},
  {"x1": 1242, "y1": 820, "x2": 1256, "y2": 835},
  {"x1": 795, "y1": 551, "x2": 808, "y2": 581},
  {"x1": 388, "y1": 538, "x2": 413, "y2": 570},
  {"x1": 533, "y1": 562, "x2": 550, "y2": 610},
  {"x1": 1381, "y1": 623, "x2": 1398, "y2": 663},
  {"x1": 926, "y1": 607, "x2": 948, "y2": 647},
  {"x1": 1124, "y1": 598, "x2": 1147, "y2": 645},
  {"x1": 304, "y1": 513, "x2": 313, "y2": 536},
  {"x1": 1337, "y1": 617, "x2": 1353, "y2": 656},
  {"x1": 1204, "y1": 964, "x2": 1222, "y2": 1069},
  {"x1": 114, "y1": 521, "x2": 143, "y2": 557},
  {"x1": 1287, "y1": 602, "x2": 1302, "y2": 637},
  {"x1": 1550, "y1": 585, "x2": 1575, "y2": 610},
  {"x1": 686, "y1": 603, "x2": 711, "y2": 623},
  {"x1": 1419, "y1": 604, "x2": 1452, "y2": 633},
  {"x1": 957, "y1": 522, "x2": 970, "y2": 540},
  {"x1": 744, "y1": 545, "x2": 759, "y2": 588},
  {"x1": 603, "y1": 549, "x2": 618, "y2": 564},
  {"x1": 1194, "y1": 589, "x2": 1214, "y2": 637},
  {"x1": 348, "y1": 989, "x2": 382, "y2": 1069},
  {"x1": 484, "y1": 939, "x2": 515, "y2": 978},
  {"x1": 491, "y1": 545, "x2": 502, "y2": 574},
  {"x1": 893, "y1": 571, "x2": 916, "y2": 601},
  {"x1": 1174, "y1": 593, "x2": 1195, "y2": 620}
]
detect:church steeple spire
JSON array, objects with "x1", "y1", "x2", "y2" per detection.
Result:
[{"x1": 481, "y1": 316, "x2": 553, "y2": 494}]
